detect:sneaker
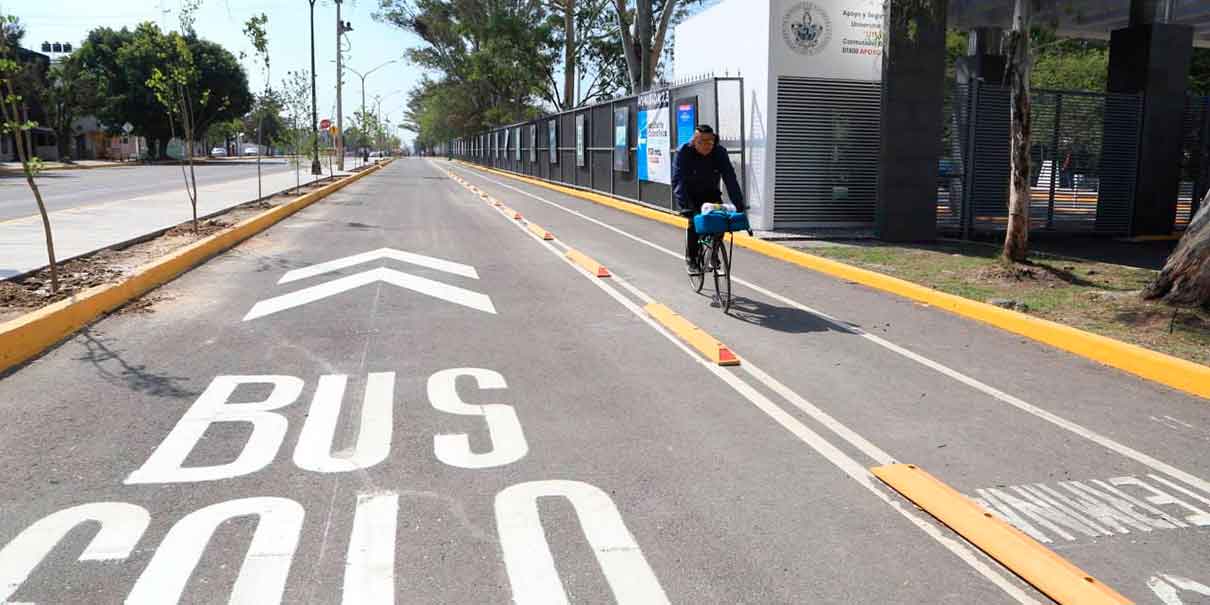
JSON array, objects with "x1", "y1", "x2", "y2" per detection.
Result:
[{"x1": 686, "y1": 259, "x2": 702, "y2": 274}]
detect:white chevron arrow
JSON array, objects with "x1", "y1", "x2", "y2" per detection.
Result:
[{"x1": 243, "y1": 248, "x2": 495, "y2": 321}]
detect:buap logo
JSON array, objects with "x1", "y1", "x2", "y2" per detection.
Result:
[{"x1": 781, "y1": 2, "x2": 832, "y2": 56}]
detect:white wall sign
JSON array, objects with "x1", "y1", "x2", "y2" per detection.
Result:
[{"x1": 771, "y1": 0, "x2": 884, "y2": 82}]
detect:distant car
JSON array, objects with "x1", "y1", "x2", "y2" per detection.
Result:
[
  {"x1": 243, "y1": 145, "x2": 260, "y2": 156},
  {"x1": 210, "y1": 147, "x2": 227, "y2": 157}
]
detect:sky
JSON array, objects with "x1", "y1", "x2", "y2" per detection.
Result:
[{"x1": 4, "y1": 0, "x2": 426, "y2": 145}]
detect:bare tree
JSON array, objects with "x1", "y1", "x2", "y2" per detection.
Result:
[
  {"x1": 0, "y1": 16, "x2": 57, "y2": 292},
  {"x1": 610, "y1": 0, "x2": 686, "y2": 92},
  {"x1": 244, "y1": 13, "x2": 270, "y2": 200}
]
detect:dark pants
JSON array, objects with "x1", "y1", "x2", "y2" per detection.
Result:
[{"x1": 683, "y1": 211, "x2": 700, "y2": 264}]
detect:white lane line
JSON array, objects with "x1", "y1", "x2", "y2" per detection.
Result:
[
  {"x1": 452, "y1": 165, "x2": 1210, "y2": 498},
  {"x1": 440, "y1": 164, "x2": 1041, "y2": 605}
]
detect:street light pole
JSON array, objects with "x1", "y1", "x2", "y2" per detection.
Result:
[
  {"x1": 343, "y1": 59, "x2": 396, "y2": 164},
  {"x1": 308, "y1": 0, "x2": 322, "y2": 176},
  {"x1": 335, "y1": 1, "x2": 352, "y2": 171}
]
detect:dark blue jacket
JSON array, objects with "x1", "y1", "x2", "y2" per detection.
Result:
[{"x1": 671, "y1": 143, "x2": 744, "y2": 213}]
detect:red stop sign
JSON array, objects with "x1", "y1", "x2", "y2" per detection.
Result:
[{"x1": 320, "y1": 119, "x2": 332, "y2": 130}]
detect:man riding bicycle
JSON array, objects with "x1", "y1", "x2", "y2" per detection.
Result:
[{"x1": 672, "y1": 124, "x2": 745, "y2": 273}]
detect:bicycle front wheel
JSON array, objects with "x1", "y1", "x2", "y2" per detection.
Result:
[{"x1": 713, "y1": 237, "x2": 732, "y2": 312}]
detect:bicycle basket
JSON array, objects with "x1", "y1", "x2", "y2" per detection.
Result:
[{"x1": 694, "y1": 210, "x2": 749, "y2": 235}]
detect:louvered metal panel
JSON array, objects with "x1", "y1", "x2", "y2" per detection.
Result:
[
  {"x1": 1178, "y1": 96, "x2": 1209, "y2": 228},
  {"x1": 773, "y1": 77, "x2": 881, "y2": 227}
]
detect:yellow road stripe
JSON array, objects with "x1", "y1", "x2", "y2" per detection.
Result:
[
  {"x1": 872, "y1": 464, "x2": 1133, "y2": 605},
  {"x1": 564, "y1": 248, "x2": 611, "y2": 278},
  {"x1": 644, "y1": 302, "x2": 740, "y2": 366},
  {"x1": 457, "y1": 161, "x2": 1210, "y2": 400},
  {"x1": 0, "y1": 161, "x2": 393, "y2": 374}
]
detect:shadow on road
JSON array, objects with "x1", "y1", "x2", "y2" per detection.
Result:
[
  {"x1": 74, "y1": 329, "x2": 198, "y2": 400},
  {"x1": 725, "y1": 296, "x2": 851, "y2": 334}
]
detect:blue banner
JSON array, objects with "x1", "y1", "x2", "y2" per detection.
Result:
[{"x1": 676, "y1": 102, "x2": 696, "y2": 148}]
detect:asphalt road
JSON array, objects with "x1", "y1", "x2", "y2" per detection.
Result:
[
  {"x1": 0, "y1": 158, "x2": 1207, "y2": 604},
  {"x1": 0, "y1": 160, "x2": 296, "y2": 221}
]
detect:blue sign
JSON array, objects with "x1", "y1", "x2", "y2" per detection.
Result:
[
  {"x1": 637, "y1": 109, "x2": 649, "y2": 181},
  {"x1": 676, "y1": 102, "x2": 697, "y2": 148}
]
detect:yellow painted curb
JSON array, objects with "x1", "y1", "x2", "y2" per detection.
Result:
[
  {"x1": 644, "y1": 302, "x2": 740, "y2": 366},
  {"x1": 0, "y1": 160, "x2": 392, "y2": 375},
  {"x1": 527, "y1": 222, "x2": 555, "y2": 240},
  {"x1": 872, "y1": 464, "x2": 1132, "y2": 605},
  {"x1": 565, "y1": 248, "x2": 611, "y2": 278},
  {"x1": 455, "y1": 161, "x2": 1210, "y2": 400}
]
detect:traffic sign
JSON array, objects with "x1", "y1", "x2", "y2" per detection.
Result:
[{"x1": 320, "y1": 118, "x2": 331, "y2": 130}]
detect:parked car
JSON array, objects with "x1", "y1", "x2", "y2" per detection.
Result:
[
  {"x1": 243, "y1": 145, "x2": 260, "y2": 156},
  {"x1": 210, "y1": 147, "x2": 227, "y2": 157}
]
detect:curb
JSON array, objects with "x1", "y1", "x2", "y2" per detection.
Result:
[
  {"x1": 0, "y1": 159, "x2": 393, "y2": 375},
  {"x1": 455, "y1": 161, "x2": 1210, "y2": 401}
]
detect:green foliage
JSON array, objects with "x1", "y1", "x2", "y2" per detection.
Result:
[
  {"x1": 74, "y1": 23, "x2": 251, "y2": 157},
  {"x1": 243, "y1": 90, "x2": 287, "y2": 146},
  {"x1": 243, "y1": 13, "x2": 270, "y2": 87}
]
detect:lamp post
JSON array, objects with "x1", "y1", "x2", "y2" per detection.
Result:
[
  {"x1": 336, "y1": 1, "x2": 353, "y2": 171},
  {"x1": 307, "y1": 0, "x2": 322, "y2": 176},
  {"x1": 343, "y1": 59, "x2": 397, "y2": 161}
]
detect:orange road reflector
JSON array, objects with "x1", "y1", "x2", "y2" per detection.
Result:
[{"x1": 527, "y1": 222, "x2": 554, "y2": 240}]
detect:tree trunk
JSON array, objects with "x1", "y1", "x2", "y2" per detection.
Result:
[
  {"x1": 1002, "y1": 0, "x2": 1032, "y2": 263},
  {"x1": 1143, "y1": 191, "x2": 1210, "y2": 308},
  {"x1": 563, "y1": 1, "x2": 576, "y2": 109},
  {"x1": 3, "y1": 89, "x2": 58, "y2": 293},
  {"x1": 636, "y1": 0, "x2": 652, "y2": 91}
]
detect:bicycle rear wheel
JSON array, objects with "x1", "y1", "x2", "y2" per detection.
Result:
[{"x1": 713, "y1": 236, "x2": 732, "y2": 312}]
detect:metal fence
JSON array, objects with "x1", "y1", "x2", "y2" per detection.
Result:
[
  {"x1": 1178, "y1": 95, "x2": 1210, "y2": 228},
  {"x1": 939, "y1": 82, "x2": 1144, "y2": 236},
  {"x1": 448, "y1": 77, "x2": 745, "y2": 213}
]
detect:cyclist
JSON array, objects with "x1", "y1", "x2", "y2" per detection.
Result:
[{"x1": 672, "y1": 124, "x2": 745, "y2": 273}]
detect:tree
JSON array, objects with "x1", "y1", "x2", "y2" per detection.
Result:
[
  {"x1": 608, "y1": 0, "x2": 701, "y2": 93},
  {"x1": 279, "y1": 70, "x2": 312, "y2": 193},
  {"x1": 538, "y1": 0, "x2": 623, "y2": 110},
  {"x1": 0, "y1": 14, "x2": 57, "y2": 293},
  {"x1": 377, "y1": 0, "x2": 557, "y2": 127},
  {"x1": 1144, "y1": 192, "x2": 1210, "y2": 309},
  {"x1": 1002, "y1": 0, "x2": 1033, "y2": 263},
  {"x1": 75, "y1": 23, "x2": 250, "y2": 160},
  {"x1": 42, "y1": 56, "x2": 103, "y2": 161},
  {"x1": 244, "y1": 13, "x2": 270, "y2": 199},
  {"x1": 146, "y1": 0, "x2": 207, "y2": 233}
]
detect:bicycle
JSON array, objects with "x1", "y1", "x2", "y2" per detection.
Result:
[{"x1": 687, "y1": 206, "x2": 748, "y2": 313}]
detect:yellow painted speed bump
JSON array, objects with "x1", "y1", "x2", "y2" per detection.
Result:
[
  {"x1": 644, "y1": 303, "x2": 740, "y2": 366},
  {"x1": 527, "y1": 222, "x2": 555, "y2": 240},
  {"x1": 871, "y1": 464, "x2": 1133, "y2": 605},
  {"x1": 565, "y1": 248, "x2": 611, "y2": 278}
]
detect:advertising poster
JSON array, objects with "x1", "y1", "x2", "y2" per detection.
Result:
[
  {"x1": 637, "y1": 90, "x2": 671, "y2": 184},
  {"x1": 548, "y1": 119, "x2": 558, "y2": 164},
  {"x1": 575, "y1": 114, "x2": 586, "y2": 167},
  {"x1": 675, "y1": 97, "x2": 698, "y2": 148},
  {"x1": 612, "y1": 106, "x2": 629, "y2": 172},
  {"x1": 514, "y1": 127, "x2": 522, "y2": 161},
  {"x1": 529, "y1": 125, "x2": 537, "y2": 163},
  {"x1": 575, "y1": 115, "x2": 586, "y2": 167}
]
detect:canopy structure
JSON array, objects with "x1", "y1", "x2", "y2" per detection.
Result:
[{"x1": 949, "y1": 0, "x2": 1210, "y2": 47}]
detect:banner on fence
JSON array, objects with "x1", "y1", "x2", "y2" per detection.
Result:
[
  {"x1": 576, "y1": 114, "x2": 586, "y2": 167},
  {"x1": 613, "y1": 106, "x2": 630, "y2": 172},
  {"x1": 675, "y1": 97, "x2": 698, "y2": 149},
  {"x1": 638, "y1": 90, "x2": 671, "y2": 184}
]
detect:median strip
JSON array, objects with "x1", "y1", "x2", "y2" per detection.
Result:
[
  {"x1": 871, "y1": 463, "x2": 1132, "y2": 605},
  {"x1": 0, "y1": 160, "x2": 392, "y2": 375},
  {"x1": 527, "y1": 222, "x2": 555, "y2": 241},
  {"x1": 456, "y1": 161, "x2": 1210, "y2": 401},
  {"x1": 644, "y1": 302, "x2": 739, "y2": 366}
]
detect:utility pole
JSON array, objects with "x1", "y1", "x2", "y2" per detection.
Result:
[
  {"x1": 308, "y1": 0, "x2": 322, "y2": 176},
  {"x1": 344, "y1": 59, "x2": 396, "y2": 163},
  {"x1": 336, "y1": 1, "x2": 352, "y2": 171}
]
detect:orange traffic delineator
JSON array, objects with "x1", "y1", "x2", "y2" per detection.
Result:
[
  {"x1": 871, "y1": 464, "x2": 1132, "y2": 605},
  {"x1": 527, "y1": 222, "x2": 555, "y2": 240},
  {"x1": 565, "y1": 248, "x2": 610, "y2": 278},
  {"x1": 643, "y1": 303, "x2": 739, "y2": 366}
]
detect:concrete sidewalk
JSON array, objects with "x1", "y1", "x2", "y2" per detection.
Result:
[{"x1": 0, "y1": 168, "x2": 345, "y2": 278}]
